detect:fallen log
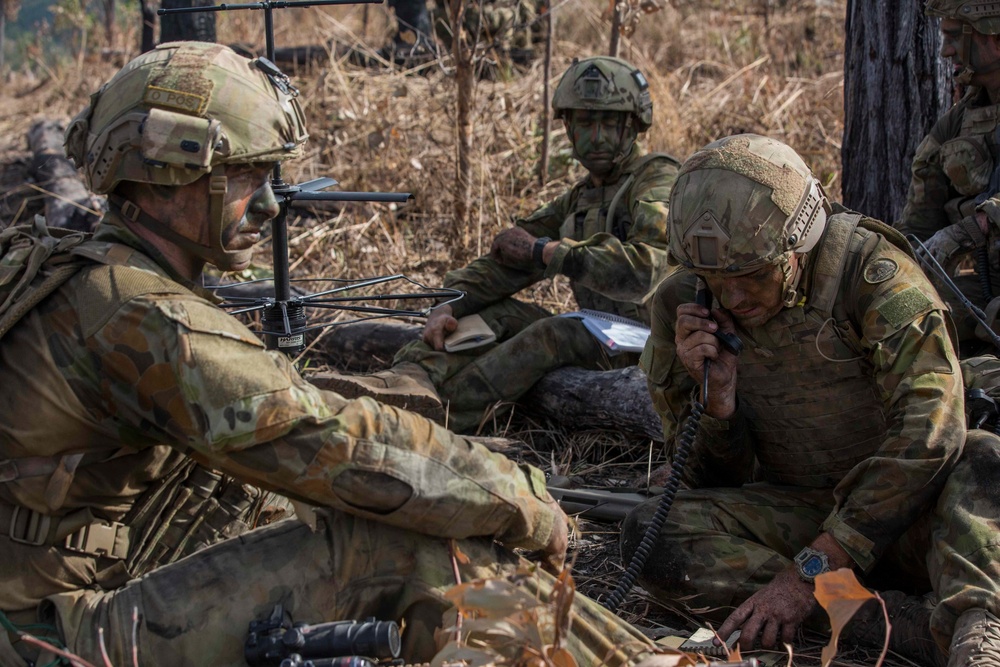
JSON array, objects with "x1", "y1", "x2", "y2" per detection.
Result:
[
  {"x1": 524, "y1": 366, "x2": 662, "y2": 443},
  {"x1": 311, "y1": 319, "x2": 662, "y2": 441},
  {"x1": 27, "y1": 120, "x2": 104, "y2": 231}
]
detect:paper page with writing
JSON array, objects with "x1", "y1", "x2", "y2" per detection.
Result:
[
  {"x1": 443, "y1": 313, "x2": 497, "y2": 352},
  {"x1": 559, "y1": 309, "x2": 650, "y2": 354}
]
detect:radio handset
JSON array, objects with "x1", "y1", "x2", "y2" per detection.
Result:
[
  {"x1": 694, "y1": 278, "x2": 745, "y2": 357},
  {"x1": 605, "y1": 275, "x2": 743, "y2": 612}
]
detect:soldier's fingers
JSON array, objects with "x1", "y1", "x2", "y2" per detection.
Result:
[
  {"x1": 738, "y1": 611, "x2": 764, "y2": 652},
  {"x1": 675, "y1": 313, "x2": 718, "y2": 341},
  {"x1": 676, "y1": 303, "x2": 713, "y2": 321},
  {"x1": 717, "y1": 602, "x2": 752, "y2": 647},
  {"x1": 781, "y1": 620, "x2": 798, "y2": 647},
  {"x1": 761, "y1": 617, "x2": 780, "y2": 649}
]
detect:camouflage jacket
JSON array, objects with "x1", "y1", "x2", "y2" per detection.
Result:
[
  {"x1": 444, "y1": 145, "x2": 678, "y2": 324},
  {"x1": 898, "y1": 86, "x2": 1000, "y2": 240},
  {"x1": 0, "y1": 216, "x2": 558, "y2": 610},
  {"x1": 640, "y1": 211, "x2": 965, "y2": 572}
]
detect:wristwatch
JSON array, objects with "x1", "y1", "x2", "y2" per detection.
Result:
[
  {"x1": 794, "y1": 546, "x2": 831, "y2": 583},
  {"x1": 533, "y1": 236, "x2": 552, "y2": 269}
]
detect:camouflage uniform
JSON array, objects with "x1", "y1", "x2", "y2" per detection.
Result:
[
  {"x1": 896, "y1": 86, "x2": 1000, "y2": 344},
  {"x1": 622, "y1": 134, "x2": 1000, "y2": 655},
  {"x1": 0, "y1": 43, "x2": 656, "y2": 666},
  {"x1": 896, "y1": 1, "x2": 1000, "y2": 348},
  {"x1": 395, "y1": 143, "x2": 677, "y2": 432}
]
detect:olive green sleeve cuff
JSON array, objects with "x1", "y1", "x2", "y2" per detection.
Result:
[
  {"x1": 544, "y1": 239, "x2": 578, "y2": 279},
  {"x1": 820, "y1": 514, "x2": 877, "y2": 572}
]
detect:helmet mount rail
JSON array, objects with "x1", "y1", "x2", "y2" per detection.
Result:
[{"x1": 159, "y1": 2, "x2": 463, "y2": 357}]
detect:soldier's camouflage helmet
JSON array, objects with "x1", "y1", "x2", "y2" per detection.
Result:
[
  {"x1": 552, "y1": 56, "x2": 653, "y2": 132},
  {"x1": 668, "y1": 134, "x2": 830, "y2": 307},
  {"x1": 925, "y1": 0, "x2": 1000, "y2": 34},
  {"x1": 64, "y1": 41, "x2": 308, "y2": 269}
]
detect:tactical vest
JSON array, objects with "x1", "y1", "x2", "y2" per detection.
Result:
[
  {"x1": 558, "y1": 152, "x2": 672, "y2": 323},
  {"x1": 734, "y1": 213, "x2": 904, "y2": 488},
  {"x1": 0, "y1": 228, "x2": 282, "y2": 584},
  {"x1": 939, "y1": 96, "x2": 1000, "y2": 225}
]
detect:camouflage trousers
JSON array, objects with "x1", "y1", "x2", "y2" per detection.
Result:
[
  {"x1": 395, "y1": 298, "x2": 634, "y2": 433},
  {"x1": 15, "y1": 511, "x2": 652, "y2": 666},
  {"x1": 620, "y1": 430, "x2": 1000, "y2": 653}
]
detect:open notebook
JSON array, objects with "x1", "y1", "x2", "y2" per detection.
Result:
[
  {"x1": 443, "y1": 313, "x2": 497, "y2": 352},
  {"x1": 559, "y1": 309, "x2": 650, "y2": 354}
]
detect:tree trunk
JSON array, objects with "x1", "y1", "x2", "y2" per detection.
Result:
[
  {"x1": 102, "y1": 0, "x2": 116, "y2": 46},
  {"x1": 160, "y1": 0, "x2": 217, "y2": 44},
  {"x1": 28, "y1": 120, "x2": 105, "y2": 231},
  {"x1": 538, "y1": 0, "x2": 553, "y2": 186},
  {"x1": 842, "y1": 2, "x2": 951, "y2": 224},
  {"x1": 139, "y1": 0, "x2": 156, "y2": 53},
  {"x1": 449, "y1": 0, "x2": 473, "y2": 231},
  {"x1": 0, "y1": 3, "x2": 6, "y2": 74}
]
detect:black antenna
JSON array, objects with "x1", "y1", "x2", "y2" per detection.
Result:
[{"x1": 158, "y1": 2, "x2": 462, "y2": 355}]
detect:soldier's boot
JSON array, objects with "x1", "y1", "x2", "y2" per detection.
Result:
[
  {"x1": 309, "y1": 362, "x2": 445, "y2": 422},
  {"x1": 947, "y1": 608, "x2": 1000, "y2": 667},
  {"x1": 842, "y1": 590, "x2": 945, "y2": 667}
]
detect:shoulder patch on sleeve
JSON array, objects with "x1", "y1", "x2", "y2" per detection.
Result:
[
  {"x1": 864, "y1": 258, "x2": 899, "y2": 284},
  {"x1": 877, "y1": 287, "x2": 934, "y2": 329}
]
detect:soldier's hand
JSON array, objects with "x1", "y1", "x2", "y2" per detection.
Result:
[
  {"x1": 675, "y1": 302, "x2": 738, "y2": 419},
  {"x1": 716, "y1": 567, "x2": 818, "y2": 652},
  {"x1": 490, "y1": 226, "x2": 537, "y2": 270},
  {"x1": 423, "y1": 304, "x2": 458, "y2": 351},
  {"x1": 922, "y1": 220, "x2": 982, "y2": 270},
  {"x1": 541, "y1": 500, "x2": 569, "y2": 574}
]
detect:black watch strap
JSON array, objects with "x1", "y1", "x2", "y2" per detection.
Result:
[{"x1": 533, "y1": 236, "x2": 552, "y2": 269}]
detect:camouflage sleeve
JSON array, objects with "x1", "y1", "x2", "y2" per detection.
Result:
[
  {"x1": 440, "y1": 191, "x2": 574, "y2": 319},
  {"x1": 639, "y1": 269, "x2": 754, "y2": 489},
  {"x1": 84, "y1": 295, "x2": 558, "y2": 552},
  {"x1": 819, "y1": 240, "x2": 965, "y2": 572},
  {"x1": 896, "y1": 104, "x2": 964, "y2": 241},
  {"x1": 545, "y1": 157, "x2": 677, "y2": 305}
]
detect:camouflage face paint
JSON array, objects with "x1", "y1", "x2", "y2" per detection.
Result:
[{"x1": 566, "y1": 109, "x2": 635, "y2": 177}]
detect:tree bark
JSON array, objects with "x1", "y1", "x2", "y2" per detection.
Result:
[
  {"x1": 449, "y1": 0, "x2": 473, "y2": 231},
  {"x1": 159, "y1": 0, "x2": 217, "y2": 44},
  {"x1": 27, "y1": 120, "x2": 104, "y2": 231},
  {"x1": 139, "y1": 0, "x2": 155, "y2": 53},
  {"x1": 842, "y1": 2, "x2": 951, "y2": 224},
  {"x1": 313, "y1": 320, "x2": 662, "y2": 440},
  {"x1": 538, "y1": 0, "x2": 553, "y2": 186}
]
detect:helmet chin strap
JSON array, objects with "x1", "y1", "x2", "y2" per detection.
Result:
[
  {"x1": 109, "y1": 165, "x2": 252, "y2": 272},
  {"x1": 780, "y1": 253, "x2": 808, "y2": 308}
]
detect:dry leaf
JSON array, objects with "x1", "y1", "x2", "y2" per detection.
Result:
[{"x1": 813, "y1": 568, "x2": 883, "y2": 667}]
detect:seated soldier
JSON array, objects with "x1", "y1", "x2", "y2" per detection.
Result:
[
  {"x1": 622, "y1": 134, "x2": 1000, "y2": 666},
  {"x1": 896, "y1": 0, "x2": 1000, "y2": 353},
  {"x1": 327, "y1": 56, "x2": 680, "y2": 433},
  {"x1": 0, "y1": 42, "x2": 656, "y2": 667}
]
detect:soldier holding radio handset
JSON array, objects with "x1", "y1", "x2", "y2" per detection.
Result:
[{"x1": 622, "y1": 134, "x2": 1000, "y2": 667}]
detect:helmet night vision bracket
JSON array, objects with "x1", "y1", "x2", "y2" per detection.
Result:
[{"x1": 159, "y1": 1, "x2": 463, "y2": 357}]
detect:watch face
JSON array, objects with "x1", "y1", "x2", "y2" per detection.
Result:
[{"x1": 801, "y1": 555, "x2": 827, "y2": 578}]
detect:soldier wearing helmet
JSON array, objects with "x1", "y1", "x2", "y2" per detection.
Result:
[
  {"x1": 896, "y1": 0, "x2": 1000, "y2": 350},
  {"x1": 324, "y1": 56, "x2": 679, "y2": 434},
  {"x1": 0, "y1": 43, "x2": 658, "y2": 666},
  {"x1": 623, "y1": 134, "x2": 1000, "y2": 666}
]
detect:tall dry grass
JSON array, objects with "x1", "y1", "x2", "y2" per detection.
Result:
[{"x1": 0, "y1": 0, "x2": 846, "y2": 315}]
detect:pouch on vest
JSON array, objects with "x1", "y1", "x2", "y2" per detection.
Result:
[
  {"x1": 0, "y1": 216, "x2": 89, "y2": 341},
  {"x1": 940, "y1": 135, "x2": 994, "y2": 197}
]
